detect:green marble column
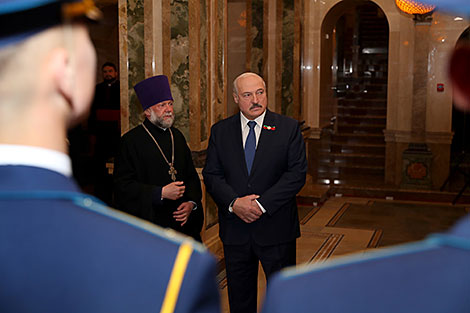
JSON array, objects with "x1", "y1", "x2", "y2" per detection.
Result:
[
  {"x1": 170, "y1": 0, "x2": 190, "y2": 139},
  {"x1": 250, "y1": 0, "x2": 264, "y2": 74},
  {"x1": 127, "y1": 0, "x2": 145, "y2": 129},
  {"x1": 199, "y1": 0, "x2": 208, "y2": 142},
  {"x1": 215, "y1": 0, "x2": 226, "y2": 123},
  {"x1": 281, "y1": 0, "x2": 294, "y2": 116}
]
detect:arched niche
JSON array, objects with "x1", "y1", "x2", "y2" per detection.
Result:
[
  {"x1": 302, "y1": 0, "x2": 403, "y2": 138},
  {"x1": 318, "y1": 1, "x2": 390, "y2": 130}
]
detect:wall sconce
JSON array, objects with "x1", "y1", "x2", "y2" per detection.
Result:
[{"x1": 395, "y1": 0, "x2": 435, "y2": 22}]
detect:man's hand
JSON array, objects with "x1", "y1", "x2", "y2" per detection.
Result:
[
  {"x1": 232, "y1": 195, "x2": 262, "y2": 223},
  {"x1": 162, "y1": 181, "x2": 185, "y2": 200},
  {"x1": 173, "y1": 201, "x2": 194, "y2": 226}
]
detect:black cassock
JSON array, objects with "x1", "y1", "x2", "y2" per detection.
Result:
[{"x1": 114, "y1": 118, "x2": 203, "y2": 241}]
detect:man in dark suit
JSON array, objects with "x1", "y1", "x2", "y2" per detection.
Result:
[
  {"x1": 203, "y1": 72, "x2": 307, "y2": 313},
  {"x1": 261, "y1": 1, "x2": 470, "y2": 312},
  {"x1": 0, "y1": 1, "x2": 220, "y2": 312}
]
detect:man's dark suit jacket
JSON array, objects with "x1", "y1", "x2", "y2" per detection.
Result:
[{"x1": 203, "y1": 110, "x2": 307, "y2": 246}]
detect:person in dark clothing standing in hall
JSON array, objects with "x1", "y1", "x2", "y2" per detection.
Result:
[
  {"x1": 203, "y1": 72, "x2": 307, "y2": 313},
  {"x1": 89, "y1": 61, "x2": 121, "y2": 205},
  {"x1": 114, "y1": 75, "x2": 204, "y2": 241},
  {"x1": 92, "y1": 62, "x2": 120, "y2": 117}
]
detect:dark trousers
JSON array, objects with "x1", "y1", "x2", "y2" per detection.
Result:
[{"x1": 223, "y1": 239, "x2": 296, "y2": 313}]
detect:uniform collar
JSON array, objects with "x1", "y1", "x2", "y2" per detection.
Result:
[{"x1": 0, "y1": 144, "x2": 72, "y2": 177}]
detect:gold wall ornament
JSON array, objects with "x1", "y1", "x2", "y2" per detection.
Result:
[{"x1": 395, "y1": 0, "x2": 435, "y2": 15}]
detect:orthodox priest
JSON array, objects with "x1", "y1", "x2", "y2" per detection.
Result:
[{"x1": 114, "y1": 75, "x2": 203, "y2": 241}]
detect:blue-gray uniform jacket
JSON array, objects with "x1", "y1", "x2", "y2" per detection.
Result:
[
  {"x1": 0, "y1": 165, "x2": 220, "y2": 313},
  {"x1": 262, "y1": 216, "x2": 470, "y2": 313}
]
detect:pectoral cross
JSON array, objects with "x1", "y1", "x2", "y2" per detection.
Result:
[{"x1": 169, "y1": 164, "x2": 177, "y2": 181}]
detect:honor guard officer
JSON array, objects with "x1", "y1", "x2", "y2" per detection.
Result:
[
  {"x1": 0, "y1": 1, "x2": 220, "y2": 313},
  {"x1": 261, "y1": 2, "x2": 470, "y2": 312}
]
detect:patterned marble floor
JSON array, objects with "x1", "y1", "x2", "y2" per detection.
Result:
[{"x1": 218, "y1": 196, "x2": 469, "y2": 313}]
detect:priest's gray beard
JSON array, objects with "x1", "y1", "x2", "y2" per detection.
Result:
[{"x1": 148, "y1": 110, "x2": 175, "y2": 129}]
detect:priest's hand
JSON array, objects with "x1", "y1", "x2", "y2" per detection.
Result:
[
  {"x1": 173, "y1": 201, "x2": 194, "y2": 226},
  {"x1": 162, "y1": 181, "x2": 185, "y2": 200},
  {"x1": 233, "y1": 195, "x2": 262, "y2": 223}
]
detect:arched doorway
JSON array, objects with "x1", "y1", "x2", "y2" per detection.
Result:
[{"x1": 317, "y1": 1, "x2": 389, "y2": 186}]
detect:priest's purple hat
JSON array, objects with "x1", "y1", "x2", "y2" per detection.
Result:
[{"x1": 134, "y1": 75, "x2": 174, "y2": 111}]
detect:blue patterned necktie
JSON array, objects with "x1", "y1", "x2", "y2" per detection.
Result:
[{"x1": 245, "y1": 121, "x2": 257, "y2": 174}]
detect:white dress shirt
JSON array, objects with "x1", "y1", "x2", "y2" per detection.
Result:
[
  {"x1": 0, "y1": 144, "x2": 72, "y2": 177},
  {"x1": 228, "y1": 111, "x2": 267, "y2": 214},
  {"x1": 240, "y1": 110, "x2": 266, "y2": 149}
]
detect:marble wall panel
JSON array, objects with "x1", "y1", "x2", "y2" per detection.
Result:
[
  {"x1": 200, "y1": 0, "x2": 208, "y2": 142},
  {"x1": 227, "y1": 2, "x2": 247, "y2": 115},
  {"x1": 171, "y1": 0, "x2": 190, "y2": 140},
  {"x1": 215, "y1": 0, "x2": 226, "y2": 123},
  {"x1": 293, "y1": 0, "x2": 301, "y2": 120},
  {"x1": 393, "y1": 15, "x2": 414, "y2": 131},
  {"x1": 281, "y1": 0, "x2": 294, "y2": 116},
  {"x1": 411, "y1": 23, "x2": 430, "y2": 138},
  {"x1": 189, "y1": 0, "x2": 200, "y2": 149},
  {"x1": 250, "y1": 0, "x2": 264, "y2": 74},
  {"x1": 118, "y1": 0, "x2": 129, "y2": 133},
  {"x1": 127, "y1": 0, "x2": 145, "y2": 130}
]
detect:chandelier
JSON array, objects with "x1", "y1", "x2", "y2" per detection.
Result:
[{"x1": 395, "y1": 0, "x2": 435, "y2": 15}]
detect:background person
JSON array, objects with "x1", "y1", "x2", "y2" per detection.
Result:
[{"x1": 89, "y1": 61, "x2": 121, "y2": 204}]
